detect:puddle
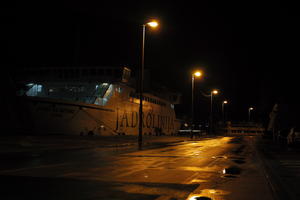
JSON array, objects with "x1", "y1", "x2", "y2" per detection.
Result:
[
  {"x1": 222, "y1": 166, "x2": 241, "y2": 175},
  {"x1": 188, "y1": 196, "x2": 212, "y2": 200}
]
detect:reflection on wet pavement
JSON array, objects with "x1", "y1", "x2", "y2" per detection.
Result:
[
  {"x1": 187, "y1": 189, "x2": 230, "y2": 200},
  {"x1": 0, "y1": 136, "x2": 272, "y2": 200}
]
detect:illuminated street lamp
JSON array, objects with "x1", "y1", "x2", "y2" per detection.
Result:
[
  {"x1": 222, "y1": 100, "x2": 228, "y2": 122},
  {"x1": 191, "y1": 71, "x2": 202, "y2": 137},
  {"x1": 147, "y1": 21, "x2": 158, "y2": 27},
  {"x1": 138, "y1": 20, "x2": 159, "y2": 149},
  {"x1": 248, "y1": 107, "x2": 254, "y2": 122},
  {"x1": 210, "y1": 90, "x2": 219, "y2": 134}
]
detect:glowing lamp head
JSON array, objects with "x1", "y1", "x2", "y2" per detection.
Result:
[
  {"x1": 249, "y1": 107, "x2": 254, "y2": 111},
  {"x1": 147, "y1": 21, "x2": 159, "y2": 28},
  {"x1": 212, "y1": 90, "x2": 218, "y2": 95},
  {"x1": 194, "y1": 71, "x2": 202, "y2": 77},
  {"x1": 223, "y1": 100, "x2": 228, "y2": 104}
]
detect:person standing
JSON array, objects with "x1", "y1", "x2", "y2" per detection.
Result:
[{"x1": 267, "y1": 104, "x2": 279, "y2": 141}]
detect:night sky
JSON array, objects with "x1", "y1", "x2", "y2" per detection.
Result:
[{"x1": 3, "y1": 1, "x2": 300, "y2": 126}]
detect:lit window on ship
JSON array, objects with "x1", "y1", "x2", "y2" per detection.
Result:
[
  {"x1": 22, "y1": 82, "x2": 114, "y2": 106},
  {"x1": 26, "y1": 83, "x2": 43, "y2": 96}
]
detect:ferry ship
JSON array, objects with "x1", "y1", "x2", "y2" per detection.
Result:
[{"x1": 12, "y1": 66, "x2": 181, "y2": 136}]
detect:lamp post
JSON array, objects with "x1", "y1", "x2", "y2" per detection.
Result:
[
  {"x1": 248, "y1": 107, "x2": 254, "y2": 122},
  {"x1": 138, "y1": 20, "x2": 158, "y2": 150},
  {"x1": 222, "y1": 100, "x2": 228, "y2": 122},
  {"x1": 210, "y1": 90, "x2": 218, "y2": 134},
  {"x1": 191, "y1": 71, "x2": 202, "y2": 138}
]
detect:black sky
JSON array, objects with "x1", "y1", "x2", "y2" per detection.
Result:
[{"x1": 4, "y1": 0, "x2": 300, "y2": 124}]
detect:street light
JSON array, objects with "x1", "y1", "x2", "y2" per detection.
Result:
[
  {"x1": 222, "y1": 100, "x2": 228, "y2": 122},
  {"x1": 248, "y1": 107, "x2": 254, "y2": 122},
  {"x1": 210, "y1": 90, "x2": 219, "y2": 134},
  {"x1": 191, "y1": 71, "x2": 202, "y2": 137},
  {"x1": 138, "y1": 20, "x2": 159, "y2": 150}
]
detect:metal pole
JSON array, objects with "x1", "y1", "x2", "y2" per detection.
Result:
[
  {"x1": 210, "y1": 92, "x2": 213, "y2": 134},
  {"x1": 191, "y1": 75, "x2": 194, "y2": 137},
  {"x1": 248, "y1": 108, "x2": 251, "y2": 122},
  {"x1": 222, "y1": 102, "x2": 224, "y2": 123},
  {"x1": 138, "y1": 24, "x2": 146, "y2": 150}
]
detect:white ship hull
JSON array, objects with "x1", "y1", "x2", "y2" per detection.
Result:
[
  {"x1": 17, "y1": 87, "x2": 180, "y2": 136},
  {"x1": 13, "y1": 66, "x2": 181, "y2": 136}
]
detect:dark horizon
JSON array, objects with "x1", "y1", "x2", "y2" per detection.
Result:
[{"x1": 3, "y1": 1, "x2": 300, "y2": 125}]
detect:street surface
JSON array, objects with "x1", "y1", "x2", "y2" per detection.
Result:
[
  {"x1": 257, "y1": 138, "x2": 300, "y2": 200},
  {"x1": 0, "y1": 136, "x2": 273, "y2": 200}
]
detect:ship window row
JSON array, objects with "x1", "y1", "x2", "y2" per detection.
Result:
[{"x1": 129, "y1": 92, "x2": 166, "y2": 107}]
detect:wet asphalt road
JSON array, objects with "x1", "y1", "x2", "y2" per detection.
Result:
[{"x1": 0, "y1": 136, "x2": 273, "y2": 200}]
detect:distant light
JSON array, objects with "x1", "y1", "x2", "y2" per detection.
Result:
[
  {"x1": 249, "y1": 107, "x2": 254, "y2": 110},
  {"x1": 223, "y1": 100, "x2": 228, "y2": 104},
  {"x1": 194, "y1": 71, "x2": 202, "y2": 77},
  {"x1": 147, "y1": 21, "x2": 159, "y2": 28},
  {"x1": 212, "y1": 90, "x2": 218, "y2": 94}
]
